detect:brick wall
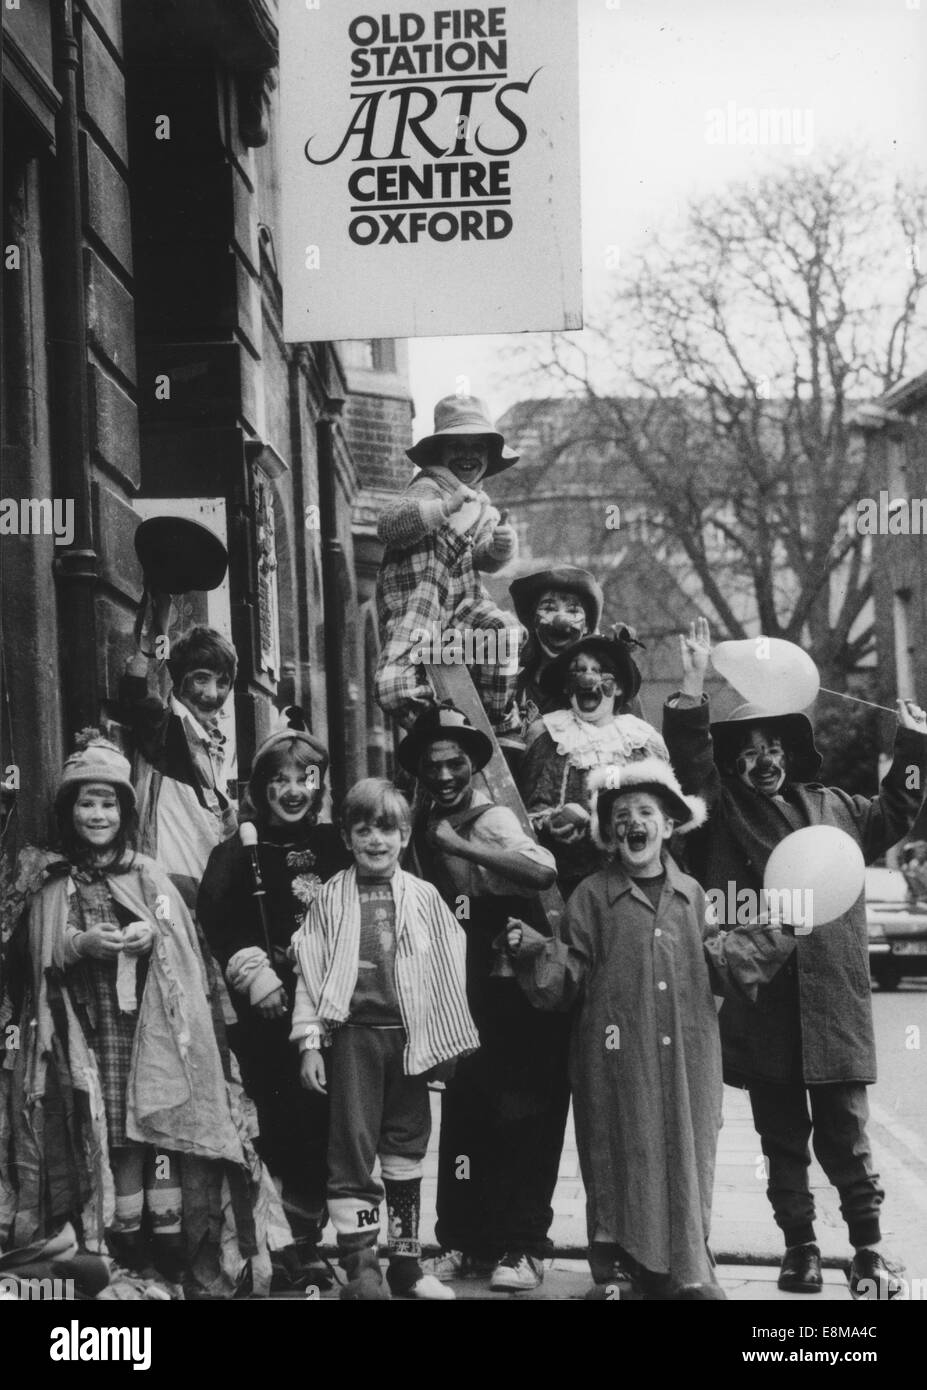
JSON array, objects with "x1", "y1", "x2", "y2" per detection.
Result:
[{"x1": 343, "y1": 390, "x2": 414, "y2": 495}]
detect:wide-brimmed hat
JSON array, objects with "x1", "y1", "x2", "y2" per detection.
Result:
[
  {"x1": 397, "y1": 701, "x2": 493, "y2": 775},
  {"x1": 539, "y1": 633, "x2": 642, "y2": 703},
  {"x1": 710, "y1": 702, "x2": 822, "y2": 782},
  {"x1": 588, "y1": 760, "x2": 707, "y2": 848},
  {"x1": 406, "y1": 395, "x2": 519, "y2": 477},
  {"x1": 508, "y1": 567, "x2": 604, "y2": 632},
  {"x1": 55, "y1": 730, "x2": 137, "y2": 809},
  {"x1": 135, "y1": 516, "x2": 229, "y2": 593}
]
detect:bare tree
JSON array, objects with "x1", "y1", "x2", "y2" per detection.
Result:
[{"x1": 504, "y1": 153, "x2": 927, "y2": 689}]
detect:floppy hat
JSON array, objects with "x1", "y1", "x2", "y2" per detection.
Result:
[
  {"x1": 710, "y1": 702, "x2": 822, "y2": 782},
  {"x1": 397, "y1": 701, "x2": 494, "y2": 775},
  {"x1": 587, "y1": 759, "x2": 708, "y2": 849},
  {"x1": 539, "y1": 632, "x2": 643, "y2": 704},
  {"x1": 406, "y1": 395, "x2": 519, "y2": 477},
  {"x1": 508, "y1": 567, "x2": 604, "y2": 632}
]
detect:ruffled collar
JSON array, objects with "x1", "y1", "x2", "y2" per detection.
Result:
[{"x1": 541, "y1": 708, "x2": 660, "y2": 769}]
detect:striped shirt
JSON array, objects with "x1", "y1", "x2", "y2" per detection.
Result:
[{"x1": 290, "y1": 866, "x2": 479, "y2": 1076}]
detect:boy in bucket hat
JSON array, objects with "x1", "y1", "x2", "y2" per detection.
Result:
[
  {"x1": 506, "y1": 758, "x2": 796, "y2": 1300},
  {"x1": 663, "y1": 617, "x2": 927, "y2": 1299},
  {"x1": 374, "y1": 394, "x2": 523, "y2": 735}
]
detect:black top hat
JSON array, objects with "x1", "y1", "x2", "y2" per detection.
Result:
[
  {"x1": 135, "y1": 516, "x2": 229, "y2": 593},
  {"x1": 710, "y1": 703, "x2": 823, "y2": 782},
  {"x1": 397, "y1": 701, "x2": 494, "y2": 775},
  {"x1": 508, "y1": 567, "x2": 604, "y2": 632},
  {"x1": 539, "y1": 633, "x2": 643, "y2": 705}
]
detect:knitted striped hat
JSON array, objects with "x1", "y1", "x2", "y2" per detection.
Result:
[{"x1": 55, "y1": 730, "x2": 136, "y2": 809}]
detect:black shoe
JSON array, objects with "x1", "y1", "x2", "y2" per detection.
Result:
[
  {"x1": 778, "y1": 1242, "x2": 822, "y2": 1293},
  {"x1": 849, "y1": 1249, "x2": 904, "y2": 1300},
  {"x1": 105, "y1": 1229, "x2": 148, "y2": 1274}
]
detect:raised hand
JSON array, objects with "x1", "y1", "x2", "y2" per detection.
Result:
[
  {"x1": 680, "y1": 616, "x2": 712, "y2": 696},
  {"x1": 896, "y1": 698, "x2": 927, "y2": 733}
]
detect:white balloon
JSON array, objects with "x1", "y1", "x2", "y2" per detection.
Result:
[
  {"x1": 763, "y1": 826, "x2": 865, "y2": 928},
  {"x1": 711, "y1": 638, "x2": 820, "y2": 714}
]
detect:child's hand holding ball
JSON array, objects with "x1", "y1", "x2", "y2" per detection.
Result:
[{"x1": 121, "y1": 920, "x2": 155, "y2": 956}]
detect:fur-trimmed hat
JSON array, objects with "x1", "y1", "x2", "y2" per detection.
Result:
[
  {"x1": 55, "y1": 730, "x2": 137, "y2": 809},
  {"x1": 588, "y1": 759, "x2": 707, "y2": 849},
  {"x1": 406, "y1": 395, "x2": 519, "y2": 477}
]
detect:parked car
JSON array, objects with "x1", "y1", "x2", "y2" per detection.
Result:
[{"x1": 866, "y1": 864, "x2": 927, "y2": 990}]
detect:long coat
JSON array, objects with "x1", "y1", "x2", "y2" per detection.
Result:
[
  {"x1": 663, "y1": 697, "x2": 927, "y2": 1085},
  {"x1": 515, "y1": 855, "x2": 794, "y2": 1284}
]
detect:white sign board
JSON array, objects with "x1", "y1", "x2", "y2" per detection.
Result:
[{"x1": 279, "y1": 1, "x2": 582, "y2": 341}]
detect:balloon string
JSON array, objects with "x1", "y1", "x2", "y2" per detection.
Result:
[{"x1": 819, "y1": 687, "x2": 897, "y2": 715}]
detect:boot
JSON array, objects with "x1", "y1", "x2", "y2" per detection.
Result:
[
  {"x1": 339, "y1": 1246, "x2": 391, "y2": 1301},
  {"x1": 149, "y1": 1233, "x2": 187, "y2": 1285},
  {"x1": 106, "y1": 1228, "x2": 147, "y2": 1273}
]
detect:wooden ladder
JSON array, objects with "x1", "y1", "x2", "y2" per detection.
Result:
[{"x1": 422, "y1": 660, "x2": 565, "y2": 935}]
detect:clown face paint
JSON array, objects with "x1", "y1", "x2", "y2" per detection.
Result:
[
  {"x1": 735, "y1": 728, "x2": 787, "y2": 796},
  {"x1": 567, "y1": 653, "x2": 622, "y2": 725},
  {"x1": 436, "y1": 437, "x2": 490, "y2": 488},
  {"x1": 266, "y1": 758, "x2": 322, "y2": 828},
  {"x1": 533, "y1": 589, "x2": 588, "y2": 657},
  {"x1": 609, "y1": 791, "x2": 674, "y2": 877},
  {"x1": 177, "y1": 666, "x2": 232, "y2": 727}
]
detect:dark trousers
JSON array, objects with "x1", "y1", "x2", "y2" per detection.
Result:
[
  {"x1": 435, "y1": 1049, "x2": 571, "y2": 1260},
  {"x1": 228, "y1": 1018, "x2": 328, "y2": 1241},
  {"x1": 748, "y1": 1080, "x2": 884, "y2": 1249}
]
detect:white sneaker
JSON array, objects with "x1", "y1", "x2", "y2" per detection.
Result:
[
  {"x1": 425, "y1": 1249, "x2": 466, "y2": 1281},
  {"x1": 489, "y1": 1253, "x2": 544, "y2": 1291},
  {"x1": 406, "y1": 1273, "x2": 456, "y2": 1301}
]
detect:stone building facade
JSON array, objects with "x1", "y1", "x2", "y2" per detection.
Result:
[{"x1": 1, "y1": 0, "x2": 412, "y2": 856}]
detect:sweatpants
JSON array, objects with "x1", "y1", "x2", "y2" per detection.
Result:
[
  {"x1": 326, "y1": 1024, "x2": 431, "y2": 1254},
  {"x1": 748, "y1": 1080, "x2": 885, "y2": 1249}
]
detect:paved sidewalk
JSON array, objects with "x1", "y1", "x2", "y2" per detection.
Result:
[{"x1": 304, "y1": 1080, "x2": 927, "y2": 1300}]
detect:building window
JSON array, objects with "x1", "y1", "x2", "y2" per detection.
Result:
[{"x1": 339, "y1": 339, "x2": 396, "y2": 374}]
